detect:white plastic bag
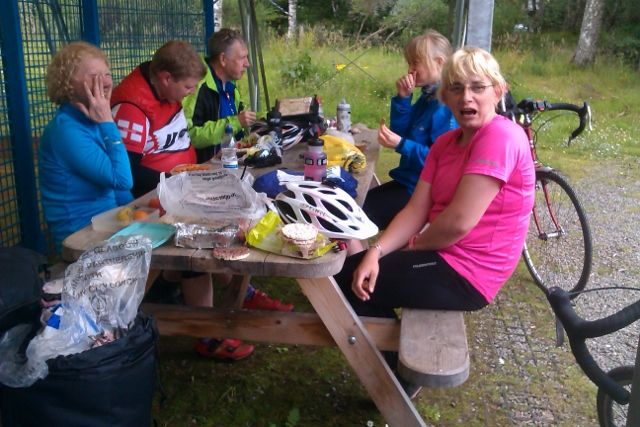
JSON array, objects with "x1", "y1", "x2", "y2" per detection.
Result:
[
  {"x1": 0, "y1": 236, "x2": 152, "y2": 387},
  {"x1": 61, "y1": 235, "x2": 152, "y2": 332},
  {"x1": 157, "y1": 169, "x2": 270, "y2": 221}
]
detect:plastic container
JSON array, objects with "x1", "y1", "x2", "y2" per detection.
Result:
[
  {"x1": 221, "y1": 123, "x2": 238, "y2": 173},
  {"x1": 303, "y1": 138, "x2": 327, "y2": 182}
]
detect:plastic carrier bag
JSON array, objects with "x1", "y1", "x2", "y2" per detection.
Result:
[
  {"x1": 246, "y1": 211, "x2": 335, "y2": 259},
  {"x1": 0, "y1": 235, "x2": 152, "y2": 388},
  {"x1": 158, "y1": 169, "x2": 270, "y2": 221},
  {"x1": 320, "y1": 134, "x2": 366, "y2": 173}
]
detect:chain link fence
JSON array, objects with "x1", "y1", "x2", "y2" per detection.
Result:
[{"x1": 0, "y1": 0, "x2": 209, "y2": 254}]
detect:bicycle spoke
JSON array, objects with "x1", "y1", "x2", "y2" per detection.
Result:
[
  {"x1": 597, "y1": 366, "x2": 634, "y2": 427},
  {"x1": 523, "y1": 170, "x2": 592, "y2": 295}
]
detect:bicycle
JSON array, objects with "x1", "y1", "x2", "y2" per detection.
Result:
[
  {"x1": 547, "y1": 286, "x2": 640, "y2": 427},
  {"x1": 498, "y1": 97, "x2": 593, "y2": 298}
]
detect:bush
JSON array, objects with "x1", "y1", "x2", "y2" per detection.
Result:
[
  {"x1": 604, "y1": 34, "x2": 640, "y2": 69},
  {"x1": 279, "y1": 52, "x2": 318, "y2": 86}
]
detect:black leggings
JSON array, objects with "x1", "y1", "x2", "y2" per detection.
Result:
[
  {"x1": 334, "y1": 249, "x2": 488, "y2": 319},
  {"x1": 362, "y1": 180, "x2": 411, "y2": 229}
]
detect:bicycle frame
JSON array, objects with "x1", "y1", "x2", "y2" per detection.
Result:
[{"x1": 518, "y1": 112, "x2": 569, "y2": 246}]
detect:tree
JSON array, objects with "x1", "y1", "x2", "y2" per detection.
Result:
[
  {"x1": 214, "y1": 0, "x2": 223, "y2": 31},
  {"x1": 287, "y1": 0, "x2": 297, "y2": 39},
  {"x1": 572, "y1": 0, "x2": 605, "y2": 66}
]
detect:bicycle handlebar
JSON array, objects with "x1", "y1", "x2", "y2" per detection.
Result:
[
  {"x1": 501, "y1": 98, "x2": 592, "y2": 145},
  {"x1": 547, "y1": 286, "x2": 640, "y2": 404}
]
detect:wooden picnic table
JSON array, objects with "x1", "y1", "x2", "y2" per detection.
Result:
[{"x1": 61, "y1": 126, "x2": 431, "y2": 427}]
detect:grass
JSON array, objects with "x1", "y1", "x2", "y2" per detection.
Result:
[
  {"x1": 152, "y1": 269, "x2": 599, "y2": 426},
  {"x1": 241, "y1": 31, "x2": 640, "y2": 179},
  {"x1": 147, "y1": 33, "x2": 640, "y2": 426}
]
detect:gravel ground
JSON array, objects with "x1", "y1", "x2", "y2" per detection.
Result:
[
  {"x1": 469, "y1": 157, "x2": 640, "y2": 426},
  {"x1": 573, "y1": 157, "x2": 640, "y2": 372}
]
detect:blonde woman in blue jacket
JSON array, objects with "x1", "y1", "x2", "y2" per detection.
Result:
[
  {"x1": 365, "y1": 30, "x2": 457, "y2": 229},
  {"x1": 39, "y1": 42, "x2": 133, "y2": 252}
]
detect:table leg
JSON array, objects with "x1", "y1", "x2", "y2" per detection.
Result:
[{"x1": 297, "y1": 276, "x2": 426, "y2": 427}]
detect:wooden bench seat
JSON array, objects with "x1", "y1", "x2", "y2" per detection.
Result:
[{"x1": 397, "y1": 309, "x2": 469, "y2": 388}]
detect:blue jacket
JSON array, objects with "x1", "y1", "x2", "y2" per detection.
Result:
[
  {"x1": 39, "y1": 104, "x2": 133, "y2": 252},
  {"x1": 389, "y1": 87, "x2": 457, "y2": 193}
]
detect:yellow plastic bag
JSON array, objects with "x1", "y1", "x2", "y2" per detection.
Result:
[
  {"x1": 320, "y1": 134, "x2": 366, "y2": 173},
  {"x1": 246, "y1": 211, "x2": 335, "y2": 259}
]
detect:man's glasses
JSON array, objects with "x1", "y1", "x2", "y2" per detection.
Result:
[{"x1": 447, "y1": 83, "x2": 494, "y2": 95}]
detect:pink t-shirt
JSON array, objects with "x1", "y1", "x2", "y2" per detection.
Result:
[{"x1": 420, "y1": 115, "x2": 535, "y2": 302}]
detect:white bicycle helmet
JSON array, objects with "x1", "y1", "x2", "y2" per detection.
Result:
[{"x1": 274, "y1": 181, "x2": 378, "y2": 240}]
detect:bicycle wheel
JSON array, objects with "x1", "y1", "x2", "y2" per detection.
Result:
[
  {"x1": 522, "y1": 169, "x2": 592, "y2": 297},
  {"x1": 597, "y1": 366, "x2": 634, "y2": 427}
]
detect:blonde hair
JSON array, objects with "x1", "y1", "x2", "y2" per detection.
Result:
[
  {"x1": 403, "y1": 30, "x2": 452, "y2": 76},
  {"x1": 46, "y1": 41, "x2": 108, "y2": 105},
  {"x1": 150, "y1": 40, "x2": 206, "y2": 81},
  {"x1": 439, "y1": 47, "x2": 507, "y2": 99}
]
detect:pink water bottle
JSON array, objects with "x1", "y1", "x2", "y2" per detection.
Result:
[{"x1": 303, "y1": 138, "x2": 327, "y2": 181}]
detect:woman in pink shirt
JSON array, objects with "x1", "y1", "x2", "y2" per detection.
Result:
[{"x1": 335, "y1": 47, "x2": 535, "y2": 397}]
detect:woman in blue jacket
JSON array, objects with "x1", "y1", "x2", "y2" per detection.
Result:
[
  {"x1": 365, "y1": 30, "x2": 457, "y2": 229},
  {"x1": 39, "y1": 42, "x2": 133, "y2": 252}
]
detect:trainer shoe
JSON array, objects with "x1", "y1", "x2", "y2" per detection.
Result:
[
  {"x1": 243, "y1": 288, "x2": 294, "y2": 312},
  {"x1": 194, "y1": 338, "x2": 254, "y2": 361}
]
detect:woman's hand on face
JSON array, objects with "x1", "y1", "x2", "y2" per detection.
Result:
[
  {"x1": 351, "y1": 250, "x2": 380, "y2": 301},
  {"x1": 73, "y1": 75, "x2": 114, "y2": 123},
  {"x1": 396, "y1": 72, "x2": 416, "y2": 98},
  {"x1": 377, "y1": 124, "x2": 401, "y2": 149}
]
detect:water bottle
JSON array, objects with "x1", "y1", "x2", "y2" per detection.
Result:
[
  {"x1": 267, "y1": 107, "x2": 282, "y2": 147},
  {"x1": 303, "y1": 137, "x2": 327, "y2": 182},
  {"x1": 336, "y1": 97, "x2": 351, "y2": 132},
  {"x1": 220, "y1": 123, "x2": 238, "y2": 174}
]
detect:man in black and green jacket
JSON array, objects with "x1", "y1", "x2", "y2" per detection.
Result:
[
  {"x1": 183, "y1": 28, "x2": 257, "y2": 164},
  {"x1": 182, "y1": 29, "x2": 294, "y2": 314}
]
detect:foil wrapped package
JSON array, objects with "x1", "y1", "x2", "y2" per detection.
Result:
[{"x1": 174, "y1": 223, "x2": 240, "y2": 249}]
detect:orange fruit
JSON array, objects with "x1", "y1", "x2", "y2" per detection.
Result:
[
  {"x1": 148, "y1": 197, "x2": 162, "y2": 209},
  {"x1": 132, "y1": 209, "x2": 149, "y2": 221}
]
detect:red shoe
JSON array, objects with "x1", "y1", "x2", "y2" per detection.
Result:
[
  {"x1": 243, "y1": 289, "x2": 294, "y2": 312},
  {"x1": 194, "y1": 338, "x2": 254, "y2": 361}
]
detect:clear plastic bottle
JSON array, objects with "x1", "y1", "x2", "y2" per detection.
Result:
[
  {"x1": 220, "y1": 123, "x2": 238, "y2": 174},
  {"x1": 303, "y1": 137, "x2": 327, "y2": 182},
  {"x1": 336, "y1": 97, "x2": 351, "y2": 132},
  {"x1": 267, "y1": 107, "x2": 282, "y2": 147}
]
